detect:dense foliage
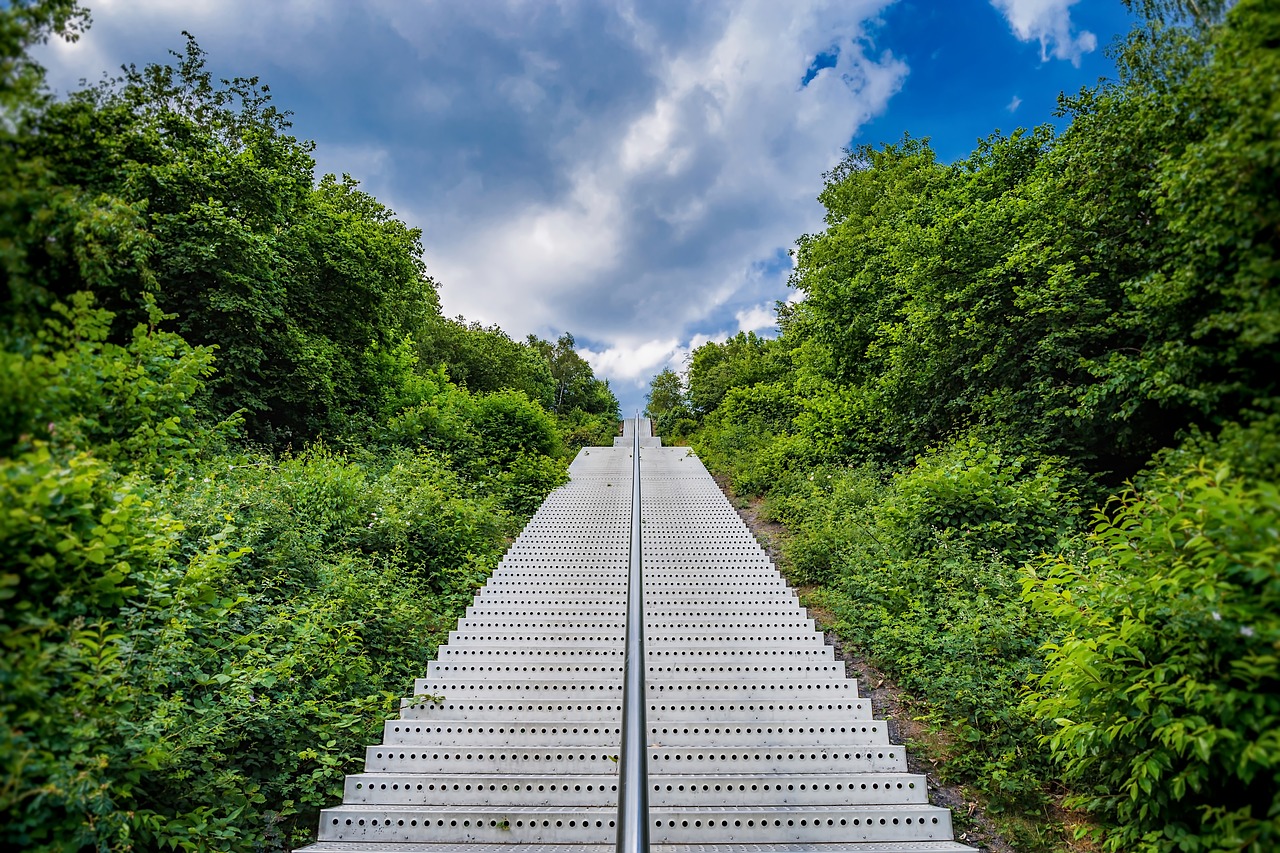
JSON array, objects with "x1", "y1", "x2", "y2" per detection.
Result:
[
  {"x1": 0, "y1": 3, "x2": 618, "y2": 849},
  {"x1": 654, "y1": 1, "x2": 1278, "y2": 849},
  {"x1": 1027, "y1": 415, "x2": 1280, "y2": 851},
  {"x1": 5, "y1": 36, "x2": 433, "y2": 446}
]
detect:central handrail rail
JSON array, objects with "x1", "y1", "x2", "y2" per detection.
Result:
[{"x1": 616, "y1": 415, "x2": 650, "y2": 853}]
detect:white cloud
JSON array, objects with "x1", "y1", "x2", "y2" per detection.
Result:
[
  {"x1": 689, "y1": 331, "x2": 730, "y2": 350},
  {"x1": 581, "y1": 326, "x2": 743, "y2": 401},
  {"x1": 990, "y1": 0, "x2": 1098, "y2": 66},
  {"x1": 736, "y1": 303, "x2": 778, "y2": 334},
  {"x1": 312, "y1": 143, "x2": 391, "y2": 185},
  {"x1": 36, "y1": 0, "x2": 342, "y2": 95},
  {"x1": 1006, "y1": 94, "x2": 1022, "y2": 112},
  {"x1": 580, "y1": 338, "x2": 683, "y2": 388},
  {"x1": 415, "y1": 0, "x2": 906, "y2": 409}
]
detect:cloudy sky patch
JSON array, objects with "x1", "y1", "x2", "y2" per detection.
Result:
[{"x1": 36, "y1": 0, "x2": 1133, "y2": 412}]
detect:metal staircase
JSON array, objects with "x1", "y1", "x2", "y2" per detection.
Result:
[{"x1": 298, "y1": 418, "x2": 976, "y2": 852}]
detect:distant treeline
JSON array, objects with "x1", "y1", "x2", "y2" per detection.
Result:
[
  {"x1": 1, "y1": 3, "x2": 617, "y2": 850},
  {"x1": 647, "y1": 1, "x2": 1277, "y2": 850}
]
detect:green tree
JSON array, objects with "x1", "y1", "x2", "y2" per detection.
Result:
[
  {"x1": 4, "y1": 35, "x2": 440, "y2": 445},
  {"x1": 417, "y1": 315, "x2": 555, "y2": 407},
  {"x1": 686, "y1": 331, "x2": 785, "y2": 417},
  {"x1": 0, "y1": 0, "x2": 88, "y2": 114},
  {"x1": 645, "y1": 367, "x2": 684, "y2": 418},
  {"x1": 527, "y1": 332, "x2": 617, "y2": 416}
]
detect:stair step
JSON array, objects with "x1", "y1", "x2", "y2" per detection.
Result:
[
  {"x1": 421, "y1": 663, "x2": 847, "y2": 680},
  {"x1": 362, "y1": 746, "x2": 907, "y2": 774},
  {"x1": 379, "y1": 720, "x2": 891, "y2": 748},
  {"x1": 397, "y1": 698, "x2": 875, "y2": 722},
  {"x1": 341, "y1": 772, "x2": 928, "y2": 806},
  {"x1": 316, "y1": 804, "x2": 956, "y2": 844},
  {"x1": 301, "y1": 843, "x2": 979, "y2": 852},
  {"x1": 412, "y1": 680, "x2": 860, "y2": 700},
  {"x1": 435, "y1": 645, "x2": 834, "y2": 655}
]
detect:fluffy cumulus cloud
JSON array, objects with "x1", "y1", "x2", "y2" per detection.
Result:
[
  {"x1": 579, "y1": 337, "x2": 684, "y2": 389},
  {"x1": 35, "y1": 0, "x2": 907, "y2": 409},
  {"x1": 989, "y1": 0, "x2": 1098, "y2": 65},
  {"x1": 736, "y1": 303, "x2": 779, "y2": 334}
]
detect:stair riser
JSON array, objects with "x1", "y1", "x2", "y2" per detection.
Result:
[
  {"x1": 363, "y1": 749, "x2": 907, "y2": 774},
  {"x1": 317, "y1": 807, "x2": 953, "y2": 844},
  {"x1": 341, "y1": 773, "x2": 928, "y2": 806},
  {"x1": 435, "y1": 649, "x2": 836, "y2": 660},
  {"x1": 378, "y1": 727, "x2": 889, "y2": 748},
  {"x1": 423, "y1": 664, "x2": 847, "y2": 680},
  {"x1": 395, "y1": 699, "x2": 873, "y2": 722}
]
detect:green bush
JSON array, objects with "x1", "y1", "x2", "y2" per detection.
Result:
[
  {"x1": 766, "y1": 437, "x2": 1080, "y2": 812},
  {"x1": 489, "y1": 452, "x2": 570, "y2": 517},
  {"x1": 694, "y1": 383, "x2": 805, "y2": 493},
  {"x1": 762, "y1": 463, "x2": 882, "y2": 586},
  {"x1": 557, "y1": 408, "x2": 620, "y2": 453},
  {"x1": 0, "y1": 436, "x2": 519, "y2": 851},
  {"x1": 1024, "y1": 416, "x2": 1280, "y2": 852},
  {"x1": 469, "y1": 389, "x2": 562, "y2": 463},
  {"x1": 0, "y1": 292, "x2": 220, "y2": 472},
  {"x1": 883, "y1": 435, "x2": 1079, "y2": 561}
]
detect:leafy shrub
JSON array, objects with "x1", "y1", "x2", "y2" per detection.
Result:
[
  {"x1": 469, "y1": 389, "x2": 562, "y2": 463},
  {"x1": 694, "y1": 383, "x2": 807, "y2": 493},
  {"x1": 557, "y1": 408, "x2": 621, "y2": 453},
  {"x1": 883, "y1": 435, "x2": 1079, "y2": 561},
  {"x1": 762, "y1": 463, "x2": 882, "y2": 586},
  {"x1": 765, "y1": 436, "x2": 1080, "y2": 810},
  {"x1": 1024, "y1": 416, "x2": 1280, "y2": 852},
  {"x1": 0, "y1": 435, "x2": 257, "y2": 850},
  {"x1": 488, "y1": 452, "x2": 570, "y2": 517},
  {"x1": 0, "y1": 292, "x2": 219, "y2": 472},
  {"x1": 1, "y1": 436, "x2": 520, "y2": 851},
  {"x1": 0, "y1": 290, "x2": 564, "y2": 850},
  {"x1": 823, "y1": 539, "x2": 1055, "y2": 807}
]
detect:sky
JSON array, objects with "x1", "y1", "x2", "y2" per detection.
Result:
[{"x1": 35, "y1": 0, "x2": 1137, "y2": 415}]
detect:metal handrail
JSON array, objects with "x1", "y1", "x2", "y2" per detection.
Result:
[{"x1": 616, "y1": 415, "x2": 650, "y2": 853}]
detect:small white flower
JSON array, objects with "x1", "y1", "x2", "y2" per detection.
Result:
[
  {"x1": 1212, "y1": 612, "x2": 1222, "y2": 621},
  {"x1": 1241, "y1": 626, "x2": 1255, "y2": 638}
]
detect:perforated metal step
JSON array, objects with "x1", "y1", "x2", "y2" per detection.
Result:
[{"x1": 298, "y1": 422, "x2": 975, "y2": 852}]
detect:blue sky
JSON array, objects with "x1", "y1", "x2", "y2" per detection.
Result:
[{"x1": 35, "y1": 0, "x2": 1136, "y2": 415}]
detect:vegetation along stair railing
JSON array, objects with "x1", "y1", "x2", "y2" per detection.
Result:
[{"x1": 298, "y1": 417, "x2": 977, "y2": 852}]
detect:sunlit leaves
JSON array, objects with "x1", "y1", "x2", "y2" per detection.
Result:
[{"x1": 1025, "y1": 421, "x2": 1280, "y2": 851}]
